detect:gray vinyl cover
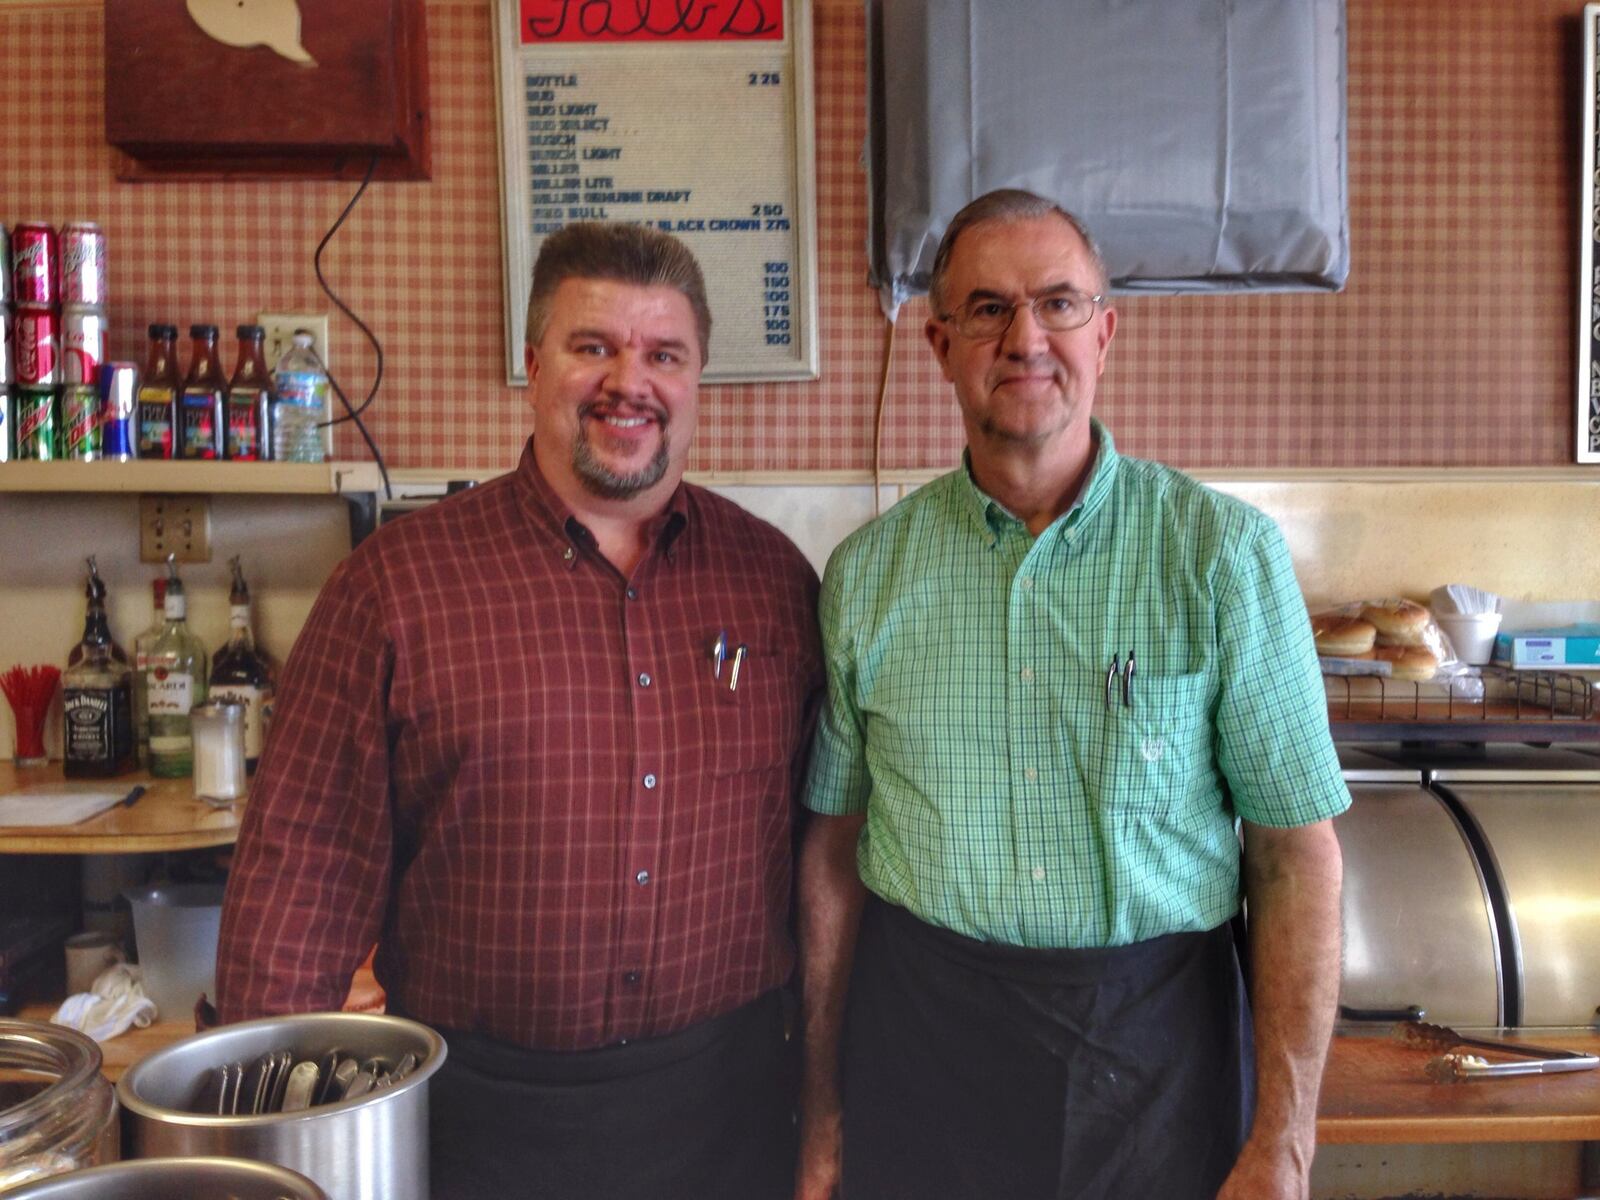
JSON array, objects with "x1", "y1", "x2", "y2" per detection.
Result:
[{"x1": 867, "y1": 0, "x2": 1350, "y2": 316}]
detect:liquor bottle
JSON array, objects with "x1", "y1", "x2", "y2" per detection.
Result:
[
  {"x1": 225, "y1": 324, "x2": 273, "y2": 462},
  {"x1": 63, "y1": 557, "x2": 134, "y2": 778},
  {"x1": 67, "y1": 557, "x2": 128, "y2": 666},
  {"x1": 132, "y1": 576, "x2": 167, "y2": 767},
  {"x1": 209, "y1": 556, "x2": 275, "y2": 772},
  {"x1": 136, "y1": 324, "x2": 179, "y2": 460},
  {"x1": 146, "y1": 555, "x2": 209, "y2": 778},
  {"x1": 177, "y1": 324, "x2": 226, "y2": 460}
]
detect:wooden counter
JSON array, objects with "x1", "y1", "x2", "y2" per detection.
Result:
[
  {"x1": 0, "y1": 763, "x2": 243, "y2": 854},
  {"x1": 14, "y1": 1003, "x2": 195, "y2": 1083},
  {"x1": 1318, "y1": 1029, "x2": 1600, "y2": 1144}
]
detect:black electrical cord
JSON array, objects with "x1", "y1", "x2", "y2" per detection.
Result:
[{"x1": 309, "y1": 153, "x2": 392, "y2": 499}]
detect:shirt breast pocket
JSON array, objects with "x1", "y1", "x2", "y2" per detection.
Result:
[
  {"x1": 1093, "y1": 670, "x2": 1212, "y2": 816},
  {"x1": 703, "y1": 644, "x2": 803, "y2": 778}
]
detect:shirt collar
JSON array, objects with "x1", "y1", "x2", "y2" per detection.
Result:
[
  {"x1": 512, "y1": 437, "x2": 691, "y2": 559},
  {"x1": 957, "y1": 419, "x2": 1120, "y2": 544}
]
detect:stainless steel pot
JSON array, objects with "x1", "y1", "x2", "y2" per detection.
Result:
[
  {"x1": 0, "y1": 1156, "x2": 327, "y2": 1198},
  {"x1": 116, "y1": 1013, "x2": 445, "y2": 1200}
]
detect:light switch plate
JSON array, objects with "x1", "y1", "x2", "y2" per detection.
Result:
[{"x1": 140, "y1": 494, "x2": 212, "y2": 563}]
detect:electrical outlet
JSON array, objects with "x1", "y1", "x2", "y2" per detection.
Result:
[
  {"x1": 257, "y1": 313, "x2": 330, "y2": 374},
  {"x1": 139, "y1": 495, "x2": 212, "y2": 564}
]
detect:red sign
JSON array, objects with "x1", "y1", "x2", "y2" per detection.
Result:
[{"x1": 520, "y1": 0, "x2": 782, "y2": 43}]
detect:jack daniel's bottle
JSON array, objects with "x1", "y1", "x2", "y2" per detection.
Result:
[{"x1": 63, "y1": 556, "x2": 134, "y2": 777}]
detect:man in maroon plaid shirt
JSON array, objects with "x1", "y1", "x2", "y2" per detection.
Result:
[{"x1": 217, "y1": 223, "x2": 823, "y2": 1199}]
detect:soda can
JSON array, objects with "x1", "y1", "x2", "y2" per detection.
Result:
[
  {"x1": 99, "y1": 361, "x2": 139, "y2": 461},
  {"x1": 1, "y1": 304, "x2": 13, "y2": 383},
  {"x1": 61, "y1": 383, "x2": 102, "y2": 461},
  {"x1": 59, "y1": 222, "x2": 108, "y2": 308},
  {"x1": 15, "y1": 307, "x2": 59, "y2": 386},
  {"x1": 15, "y1": 386, "x2": 58, "y2": 460},
  {"x1": 0, "y1": 386, "x2": 12, "y2": 462},
  {"x1": 62, "y1": 306, "x2": 107, "y2": 384},
  {"x1": 10, "y1": 222, "x2": 57, "y2": 309},
  {"x1": 0, "y1": 226, "x2": 11, "y2": 307}
]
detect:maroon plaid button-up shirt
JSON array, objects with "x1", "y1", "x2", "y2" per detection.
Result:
[{"x1": 217, "y1": 441, "x2": 822, "y2": 1050}]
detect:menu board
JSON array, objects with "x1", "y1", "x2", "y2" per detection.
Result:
[{"x1": 493, "y1": 0, "x2": 818, "y2": 385}]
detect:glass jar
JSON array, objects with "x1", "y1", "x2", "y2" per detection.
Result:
[{"x1": 0, "y1": 1019, "x2": 118, "y2": 1188}]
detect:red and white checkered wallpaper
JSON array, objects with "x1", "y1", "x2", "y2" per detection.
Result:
[{"x1": 0, "y1": 0, "x2": 1580, "y2": 471}]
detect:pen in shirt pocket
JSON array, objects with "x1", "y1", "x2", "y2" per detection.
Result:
[{"x1": 706, "y1": 630, "x2": 748, "y2": 692}]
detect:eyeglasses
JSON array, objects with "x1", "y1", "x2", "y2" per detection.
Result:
[{"x1": 939, "y1": 289, "x2": 1105, "y2": 340}]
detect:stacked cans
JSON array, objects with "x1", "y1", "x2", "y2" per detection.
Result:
[
  {"x1": 7, "y1": 219, "x2": 110, "y2": 460},
  {"x1": 0, "y1": 225, "x2": 11, "y2": 461}
]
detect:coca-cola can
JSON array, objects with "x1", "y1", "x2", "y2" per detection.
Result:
[
  {"x1": 15, "y1": 307, "x2": 59, "y2": 386},
  {"x1": 59, "y1": 222, "x2": 108, "y2": 307},
  {"x1": 10, "y1": 221, "x2": 57, "y2": 309},
  {"x1": 0, "y1": 226, "x2": 11, "y2": 307},
  {"x1": 62, "y1": 306, "x2": 107, "y2": 384},
  {"x1": 61, "y1": 383, "x2": 101, "y2": 461},
  {"x1": 100, "y1": 361, "x2": 139, "y2": 461},
  {"x1": 0, "y1": 386, "x2": 12, "y2": 462}
]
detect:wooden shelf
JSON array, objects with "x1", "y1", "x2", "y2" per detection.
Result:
[
  {"x1": 0, "y1": 460, "x2": 382, "y2": 496},
  {"x1": 0, "y1": 763, "x2": 244, "y2": 854},
  {"x1": 1318, "y1": 1030, "x2": 1600, "y2": 1144}
]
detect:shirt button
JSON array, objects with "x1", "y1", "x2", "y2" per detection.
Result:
[
  {"x1": 636, "y1": 870, "x2": 651, "y2": 885},
  {"x1": 1032, "y1": 867, "x2": 1046, "y2": 882},
  {"x1": 562, "y1": 546, "x2": 575, "y2": 561},
  {"x1": 643, "y1": 773, "x2": 657, "y2": 789},
  {"x1": 626, "y1": 587, "x2": 639, "y2": 600},
  {"x1": 1024, "y1": 767, "x2": 1038, "y2": 782},
  {"x1": 637, "y1": 672, "x2": 652, "y2": 687},
  {"x1": 1020, "y1": 576, "x2": 1034, "y2": 591},
  {"x1": 624, "y1": 970, "x2": 642, "y2": 985},
  {"x1": 1020, "y1": 666, "x2": 1035, "y2": 682}
]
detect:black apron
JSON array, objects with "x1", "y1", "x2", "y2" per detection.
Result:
[
  {"x1": 841, "y1": 898, "x2": 1254, "y2": 1200},
  {"x1": 426, "y1": 990, "x2": 797, "y2": 1200}
]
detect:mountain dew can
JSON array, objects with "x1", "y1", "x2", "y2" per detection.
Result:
[
  {"x1": 16, "y1": 385, "x2": 58, "y2": 459},
  {"x1": 62, "y1": 383, "x2": 102, "y2": 460}
]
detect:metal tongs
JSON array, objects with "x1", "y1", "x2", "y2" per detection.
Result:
[{"x1": 1393, "y1": 1021, "x2": 1600, "y2": 1082}]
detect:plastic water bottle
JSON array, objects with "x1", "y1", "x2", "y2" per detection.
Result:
[{"x1": 271, "y1": 332, "x2": 328, "y2": 463}]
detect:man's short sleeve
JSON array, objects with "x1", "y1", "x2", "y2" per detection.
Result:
[
  {"x1": 802, "y1": 547, "x2": 871, "y2": 816},
  {"x1": 1213, "y1": 518, "x2": 1351, "y2": 827}
]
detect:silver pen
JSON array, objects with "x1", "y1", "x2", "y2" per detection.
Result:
[
  {"x1": 710, "y1": 629, "x2": 727, "y2": 680},
  {"x1": 729, "y1": 644, "x2": 748, "y2": 692}
]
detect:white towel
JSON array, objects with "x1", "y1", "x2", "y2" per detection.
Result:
[{"x1": 51, "y1": 963, "x2": 159, "y2": 1042}]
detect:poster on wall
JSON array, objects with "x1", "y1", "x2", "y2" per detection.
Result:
[
  {"x1": 492, "y1": 0, "x2": 819, "y2": 386},
  {"x1": 1581, "y1": 4, "x2": 1600, "y2": 463}
]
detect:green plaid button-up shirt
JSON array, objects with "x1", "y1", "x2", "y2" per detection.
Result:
[{"x1": 804, "y1": 422, "x2": 1350, "y2": 948}]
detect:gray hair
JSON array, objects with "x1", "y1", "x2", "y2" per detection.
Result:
[
  {"x1": 526, "y1": 223, "x2": 712, "y2": 365},
  {"x1": 927, "y1": 189, "x2": 1109, "y2": 313}
]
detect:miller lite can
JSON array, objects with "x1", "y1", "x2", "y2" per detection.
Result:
[
  {"x1": 100, "y1": 361, "x2": 139, "y2": 461},
  {"x1": 62, "y1": 307, "x2": 107, "y2": 385},
  {"x1": 0, "y1": 386, "x2": 13, "y2": 462},
  {"x1": 59, "y1": 222, "x2": 108, "y2": 308},
  {"x1": 10, "y1": 222, "x2": 57, "y2": 309},
  {"x1": 15, "y1": 307, "x2": 59, "y2": 386}
]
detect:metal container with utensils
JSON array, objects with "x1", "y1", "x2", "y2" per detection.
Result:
[
  {"x1": 116, "y1": 1013, "x2": 445, "y2": 1200},
  {"x1": 0, "y1": 1156, "x2": 327, "y2": 1199}
]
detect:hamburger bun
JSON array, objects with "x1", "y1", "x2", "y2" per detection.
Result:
[
  {"x1": 1374, "y1": 645, "x2": 1439, "y2": 682},
  {"x1": 1312, "y1": 614, "x2": 1377, "y2": 657},
  {"x1": 1361, "y1": 599, "x2": 1432, "y2": 647}
]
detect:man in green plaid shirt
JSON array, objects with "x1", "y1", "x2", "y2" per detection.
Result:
[{"x1": 794, "y1": 191, "x2": 1349, "y2": 1200}]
